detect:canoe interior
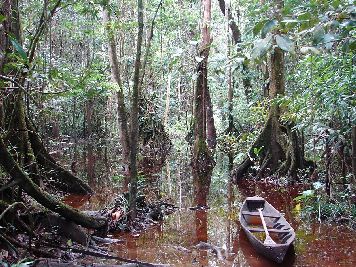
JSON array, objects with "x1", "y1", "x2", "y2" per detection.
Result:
[{"x1": 239, "y1": 197, "x2": 296, "y2": 263}]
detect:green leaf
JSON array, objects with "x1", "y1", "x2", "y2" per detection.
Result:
[
  {"x1": 0, "y1": 14, "x2": 6, "y2": 23},
  {"x1": 253, "y1": 19, "x2": 268, "y2": 36},
  {"x1": 297, "y1": 12, "x2": 312, "y2": 21},
  {"x1": 261, "y1": 19, "x2": 278, "y2": 38},
  {"x1": 344, "y1": 39, "x2": 356, "y2": 52},
  {"x1": 312, "y1": 25, "x2": 325, "y2": 44},
  {"x1": 9, "y1": 37, "x2": 28, "y2": 62},
  {"x1": 251, "y1": 35, "x2": 272, "y2": 59},
  {"x1": 275, "y1": 34, "x2": 295, "y2": 52},
  {"x1": 300, "y1": 46, "x2": 320, "y2": 55},
  {"x1": 331, "y1": 0, "x2": 341, "y2": 9},
  {"x1": 322, "y1": 33, "x2": 338, "y2": 49},
  {"x1": 67, "y1": 239, "x2": 73, "y2": 246}
]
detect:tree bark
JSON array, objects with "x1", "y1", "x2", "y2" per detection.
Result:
[
  {"x1": 164, "y1": 73, "x2": 171, "y2": 127},
  {"x1": 0, "y1": 0, "x2": 11, "y2": 72},
  {"x1": 139, "y1": 0, "x2": 163, "y2": 92},
  {"x1": 192, "y1": 0, "x2": 215, "y2": 173},
  {"x1": 352, "y1": 126, "x2": 356, "y2": 196},
  {"x1": 206, "y1": 87, "x2": 217, "y2": 150},
  {"x1": 217, "y1": 0, "x2": 241, "y2": 45},
  {"x1": 232, "y1": 16, "x2": 311, "y2": 182},
  {"x1": 102, "y1": 6, "x2": 131, "y2": 172},
  {"x1": 325, "y1": 135, "x2": 331, "y2": 196},
  {"x1": 129, "y1": 0, "x2": 144, "y2": 218}
]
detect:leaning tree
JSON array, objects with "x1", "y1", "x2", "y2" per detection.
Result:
[{"x1": 0, "y1": 0, "x2": 107, "y2": 231}]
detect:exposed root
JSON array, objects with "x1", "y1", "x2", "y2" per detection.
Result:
[{"x1": 232, "y1": 112, "x2": 313, "y2": 183}]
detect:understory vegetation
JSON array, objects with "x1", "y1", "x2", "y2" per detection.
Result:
[{"x1": 0, "y1": 0, "x2": 355, "y2": 265}]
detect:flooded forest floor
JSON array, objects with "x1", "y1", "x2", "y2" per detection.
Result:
[{"x1": 8, "y1": 139, "x2": 356, "y2": 266}]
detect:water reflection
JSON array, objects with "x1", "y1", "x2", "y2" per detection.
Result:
[
  {"x1": 235, "y1": 228, "x2": 295, "y2": 267},
  {"x1": 193, "y1": 170, "x2": 211, "y2": 266},
  {"x1": 61, "y1": 144, "x2": 356, "y2": 267}
]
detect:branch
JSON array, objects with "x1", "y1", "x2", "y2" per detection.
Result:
[
  {"x1": 4, "y1": 234, "x2": 54, "y2": 258},
  {"x1": 28, "y1": 0, "x2": 62, "y2": 64},
  {"x1": 0, "y1": 202, "x2": 26, "y2": 221},
  {"x1": 139, "y1": 0, "x2": 163, "y2": 91},
  {"x1": 42, "y1": 242, "x2": 169, "y2": 267},
  {"x1": 0, "y1": 75, "x2": 36, "y2": 102},
  {"x1": 0, "y1": 234, "x2": 18, "y2": 256},
  {"x1": 0, "y1": 74, "x2": 63, "y2": 98},
  {"x1": 0, "y1": 74, "x2": 26, "y2": 92}
]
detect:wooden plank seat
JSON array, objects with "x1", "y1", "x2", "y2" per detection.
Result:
[
  {"x1": 248, "y1": 227, "x2": 291, "y2": 233},
  {"x1": 241, "y1": 211, "x2": 281, "y2": 219}
]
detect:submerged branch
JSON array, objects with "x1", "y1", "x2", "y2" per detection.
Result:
[
  {"x1": 0, "y1": 201, "x2": 26, "y2": 221},
  {"x1": 43, "y1": 242, "x2": 169, "y2": 267}
]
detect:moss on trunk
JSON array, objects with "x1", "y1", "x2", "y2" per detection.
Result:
[
  {"x1": 232, "y1": 48, "x2": 312, "y2": 183},
  {"x1": 0, "y1": 139, "x2": 107, "y2": 229}
]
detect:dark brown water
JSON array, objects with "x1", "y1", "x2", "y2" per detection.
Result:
[{"x1": 61, "y1": 143, "x2": 355, "y2": 266}]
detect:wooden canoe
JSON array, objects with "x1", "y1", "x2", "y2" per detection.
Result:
[{"x1": 239, "y1": 196, "x2": 295, "y2": 263}]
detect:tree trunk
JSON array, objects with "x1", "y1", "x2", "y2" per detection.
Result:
[
  {"x1": 102, "y1": 6, "x2": 131, "y2": 173},
  {"x1": 0, "y1": 0, "x2": 11, "y2": 73},
  {"x1": 205, "y1": 87, "x2": 217, "y2": 150},
  {"x1": 129, "y1": 0, "x2": 144, "y2": 219},
  {"x1": 232, "y1": 35, "x2": 311, "y2": 182},
  {"x1": 352, "y1": 126, "x2": 356, "y2": 196},
  {"x1": 266, "y1": 47, "x2": 285, "y2": 170},
  {"x1": 139, "y1": 0, "x2": 163, "y2": 92},
  {"x1": 227, "y1": 39, "x2": 234, "y2": 131},
  {"x1": 26, "y1": 119, "x2": 93, "y2": 194},
  {"x1": 164, "y1": 73, "x2": 171, "y2": 127},
  {"x1": 217, "y1": 0, "x2": 241, "y2": 45},
  {"x1": 0, "y1": 0, "x2": 93, "y2": 196},
  {"x1": 84, "y1": 99, "x2": 94, "y2": 138},
  {"x1": 192, "y1": 0, "x2": 215, "y2": 173},
  {"x1": 325, "y1": 135, "x2": 331, "y2": 196}
]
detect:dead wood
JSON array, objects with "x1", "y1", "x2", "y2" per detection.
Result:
[
  {"x1": 39, "y1": 213, "x2": 89, "y2": 245},
  {"x1": 34, "y1": 259, "x2": 151, "y2": 267},
  {"x1": 4, "y1": 234, "x2": 54, "y2": 258},
  {"x1": 0, "y1": 201, "x2": 25, "y2": 221},
  {"x1": 41, "y1": 242, "x2": 170, "y2": 267}
]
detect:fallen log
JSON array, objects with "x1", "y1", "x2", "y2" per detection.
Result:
[{"x1": 39, "y1": 213, "x2": 90, "y2": 245}]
